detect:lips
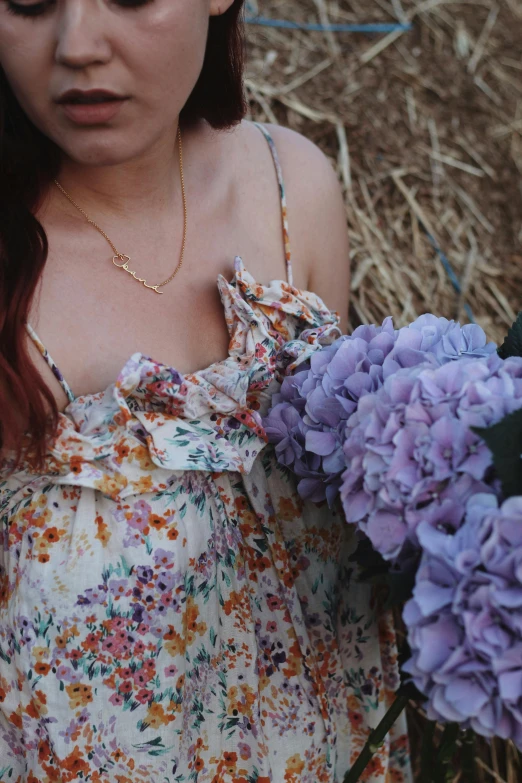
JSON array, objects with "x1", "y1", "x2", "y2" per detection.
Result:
[
  {"x1": 66, "y1": 96, "x2": 124, "y2": 105},
  {"x1": 59, "y1": 99, "x2": 127, "y2": 125},
  {"x1": 57, "y1": 89, "x2": 127, "y2": 105}
]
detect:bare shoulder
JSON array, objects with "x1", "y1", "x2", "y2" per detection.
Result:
[{"x1": 254, "y1": 122, "x2": 351, "y2": 332}]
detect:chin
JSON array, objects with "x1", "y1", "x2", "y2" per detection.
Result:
[{"x1": 57, "y1": 135, "x2": 150, "y2": 167}]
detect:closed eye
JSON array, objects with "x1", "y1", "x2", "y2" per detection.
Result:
[{"x1": 4, "y1": 0, "x2": 153, "y2": 18}]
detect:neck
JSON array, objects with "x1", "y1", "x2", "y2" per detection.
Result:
[{"x1": 49, "y1": 120, "x2": 208, "y2": 227}]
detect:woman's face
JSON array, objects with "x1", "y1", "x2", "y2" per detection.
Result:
[{"x1": 0, "y1": 0, "x2": 232, "y2": 166}]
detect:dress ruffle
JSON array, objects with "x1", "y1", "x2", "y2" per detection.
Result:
[{"x1": 4, "y1": 257, "x2": 341, "y2": 503}]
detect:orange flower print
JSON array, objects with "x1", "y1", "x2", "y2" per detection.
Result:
[
  {"x1": 167, "y1": 525, "x2": 179, "y2": 540},
  {"x1": 163, "y1": 626, "x2": 186, "y2": 657},
  {"x1": 93, "y1": 471, "x2": 128, "y2": 499},
  {"x1": 361, "y1": 755, "x2": 385, "y2": 779},
  {"x1": 285, "y1": 753, "x2": 305, "y2": 780},
  {"x1": 278, "y1": 496, "x2": 302, "y2": 521},
  {"x1": 183, "y1": 596, "x2": 207, "y2": 645},
  {"x1": 127, "y1": 477, "x2": 153, "y2": 496},
  {"x1": 69, "y1": 455, "x2": 84, "y2": 475},
  {"x1": 149, "y1": 513, "x2": 167, "y2": 531},
  {"x1": 65, "y1": 682, "x2": 93, "y2": 709},
  {"x1": 95, "y1": 515, "x2": 111, "y2": 546},
  {"x1": 8, "y1": 710, "x2": 23, "y2": 730},
  {"x1": 38, "y1": 738, "x2": 52, "y2": 763},
  {"x1": 61, "y1": 745, "x2": 89, "y2": 778},
  {"x1": 129, "y1": 444, "x2": 157, "y2": 471},
  {"x1": 145, "y1": 701, "x2": 175, "y2": 729},
  {"x1": 115, "y1": 441, "x2": 131, "y2": 463},
  {"x1": 223, "y1": 750, "x2": 238, "y2": 773},
  {"x1": 349, "y1": 710, "x2": 364, "y2": 729}
]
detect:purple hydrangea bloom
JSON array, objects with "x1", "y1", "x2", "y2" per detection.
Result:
[
  {"x1": 402, "y1": 493, "x2": 522, "y2": 748},
  {"x1": 264, "y1": 315, "x2": 496, "y2": 505},
  {"x1": 341, "y1": 353, "x2": 522, "y2": 562}
]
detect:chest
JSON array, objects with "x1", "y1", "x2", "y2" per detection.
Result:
[{"x1": 27, "y1": 162, "x2": 302, "y2": 414}]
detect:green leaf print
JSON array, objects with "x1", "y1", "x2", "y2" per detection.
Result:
[
  {"x1": 35, "y1": 611, "x2": 53, "y2": 638},
  {"x1": 119, "y1": 555, "x2": 132, "y2": 577},
  {"x1": 184, "y1": 572, "x2": 195, "y2": 597},
  {"x1": 253, "y1": 537, "x2": 269, "y2": 553},
  {"x1": 132, "y1": 737, "x2": 176, "y2": 756},
  {"x1": 220, "y1": 569, "x2": 232, "y2": 588},
  {"x1": 144, "y1": 534, "x2": 153, "y2": 556}
]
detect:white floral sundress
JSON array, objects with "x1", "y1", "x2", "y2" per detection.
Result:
[{"x1": 0, "y1": 122, "x2": 411, "y2": 783}]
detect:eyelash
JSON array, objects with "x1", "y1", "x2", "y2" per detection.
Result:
[{"x1": 5, "y1": 0, "x2": 152, "y2": 17}]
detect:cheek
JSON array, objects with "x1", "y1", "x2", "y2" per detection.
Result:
[
  {"x1": 0, "y1": 38, "x2": 50, "y2": 125},
  {"x1": 131, "y1": 3, "x2": 209, "y2": 94}
]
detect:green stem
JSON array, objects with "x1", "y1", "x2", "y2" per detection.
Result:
[
  {"x1": 419, "y1": 720, "x2": 436, "y2": 782},
  {"x1": 460, "y1": 729, "x2": 475, "y2": 781},
  {"x1": 343, "y1": 682, "x2": 416, "y2": 783},
  {"x1": 433, "y1": 723, "x2": 460, "y2": 783}
]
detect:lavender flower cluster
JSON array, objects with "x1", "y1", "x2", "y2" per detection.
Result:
[
  {"x1": 264, "y1": 315, "x2": 496, "y2": 506},
  {"x1": 403, "y1": 493, "x2": 522, "y2": 747},
  {"x1": 341, "y1": 353, "x2": 522, "y2": 561},
  {"x1": 264, "y1": 312, "x2": 522, "y2": 746}
]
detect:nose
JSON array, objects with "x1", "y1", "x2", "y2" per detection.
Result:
[{"x1": 54, "y1": 4, "x2": 112, "y2": 69}]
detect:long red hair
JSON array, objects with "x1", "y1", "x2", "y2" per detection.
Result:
[{"x1": 0, "y1": 1, "x2": 247, "y2": 474}]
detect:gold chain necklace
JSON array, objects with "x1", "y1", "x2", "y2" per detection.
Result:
[{"x1": 53, "y1": 124, "x2": 186, "y2": 295}]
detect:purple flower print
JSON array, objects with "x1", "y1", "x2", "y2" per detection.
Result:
[
  {"x1": 108, "y1": 579, "x2": 129, "y2": 600},
  {"x1": 156, "y1": 570, "x2": 176, "y2": 592},
  {"x1": 56, "y1": 665, "x2": 83, "y2": 683},
  {"x1": 76, "y1": 585, "x2": 108, "y2": 606},
  {"x1": 59, "y1": 717, "x2": 80, "y2": 745},
  {"x1": 136, "y1": 566, "x2": 153, "y2": 584},
  {"x1": 153, "y1": 548, "x2": 175, "y2": 567}
]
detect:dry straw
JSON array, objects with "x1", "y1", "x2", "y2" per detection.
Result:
[
  {"x1": 246, "y1": 0, "x2": 522, "y2": 779},
  {"x1": 245, "y1": 0, "x2": 522, "y2": 346}
]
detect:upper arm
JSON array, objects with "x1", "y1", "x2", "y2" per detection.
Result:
[{"x1": 263, "y1": 124, "x2": 351, "y2": 334}]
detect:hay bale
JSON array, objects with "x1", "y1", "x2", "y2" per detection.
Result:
[{"x1": 245, "y1": 0, "x2": 522, "y2": 345}]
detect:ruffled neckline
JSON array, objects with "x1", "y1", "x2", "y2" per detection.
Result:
[{"x1": 4, "y1": 256, "x2": 342, "y2": 498}]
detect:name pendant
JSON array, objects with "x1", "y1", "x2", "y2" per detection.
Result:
[{"x1": 112, "y1": 254, "x2": 163, "y2": 294}]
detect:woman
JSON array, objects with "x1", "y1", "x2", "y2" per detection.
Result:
[{"x1": 0, "y1": 1, "x2": 411, "y2": 781}]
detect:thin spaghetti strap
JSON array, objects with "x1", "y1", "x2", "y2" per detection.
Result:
[
  {"x1": 25, "y1": 322, "x2": 76, "y2": 405},
  {"x1": 253, "y1": 121, "x2": 293, "y2": 287}
]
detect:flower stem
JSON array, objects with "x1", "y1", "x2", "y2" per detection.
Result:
[
  {"x1": 433, "y1": 723, "x2": 460, "y2": 783},
  {"x1": 419, "y1": 719, "x2": 436, "y2": 780},
  {"x1": 461, "y1": 729, "x2": 475, "y2": 781},
  {"x1": 343, "y1": 682, "x2": 416, "y2": 783}
]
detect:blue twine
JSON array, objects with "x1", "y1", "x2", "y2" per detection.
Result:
[
  {"x1": 422, "y1": 229, "x2": 475, "y2": 323},
  {"x1": 244, "y1": 16, "x2": 412, "y2": 34}
]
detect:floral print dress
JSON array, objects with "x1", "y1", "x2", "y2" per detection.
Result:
[{"x1": 0, "y1": 122, "x2": 411, "y2": 783}]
